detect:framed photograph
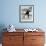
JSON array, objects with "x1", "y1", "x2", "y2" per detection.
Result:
[{"x1": 19, "y1": 5, "x2": 34, "y2": 23}]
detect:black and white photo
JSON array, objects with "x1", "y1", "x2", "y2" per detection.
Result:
[{"x1": 19, "y1": 5, "x2": 34, "y2": 23}]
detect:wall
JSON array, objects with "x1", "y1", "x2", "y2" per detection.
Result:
[
  {"x1": 0, "y1": 0, "x2": 46, "y2": 28},
  {"x1": 0, "y1": 0, "x2": 46, "y2": 44},
  {"x1": 0, "y1": 0, "x2": 39, "y2": 29},
  {"x1": 0, "y1": 0, "x2": 46, "y2": 29}
]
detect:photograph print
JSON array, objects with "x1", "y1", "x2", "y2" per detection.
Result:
[{"x1": 19, "y1": 5, "x2": 34, "y2": 23}]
